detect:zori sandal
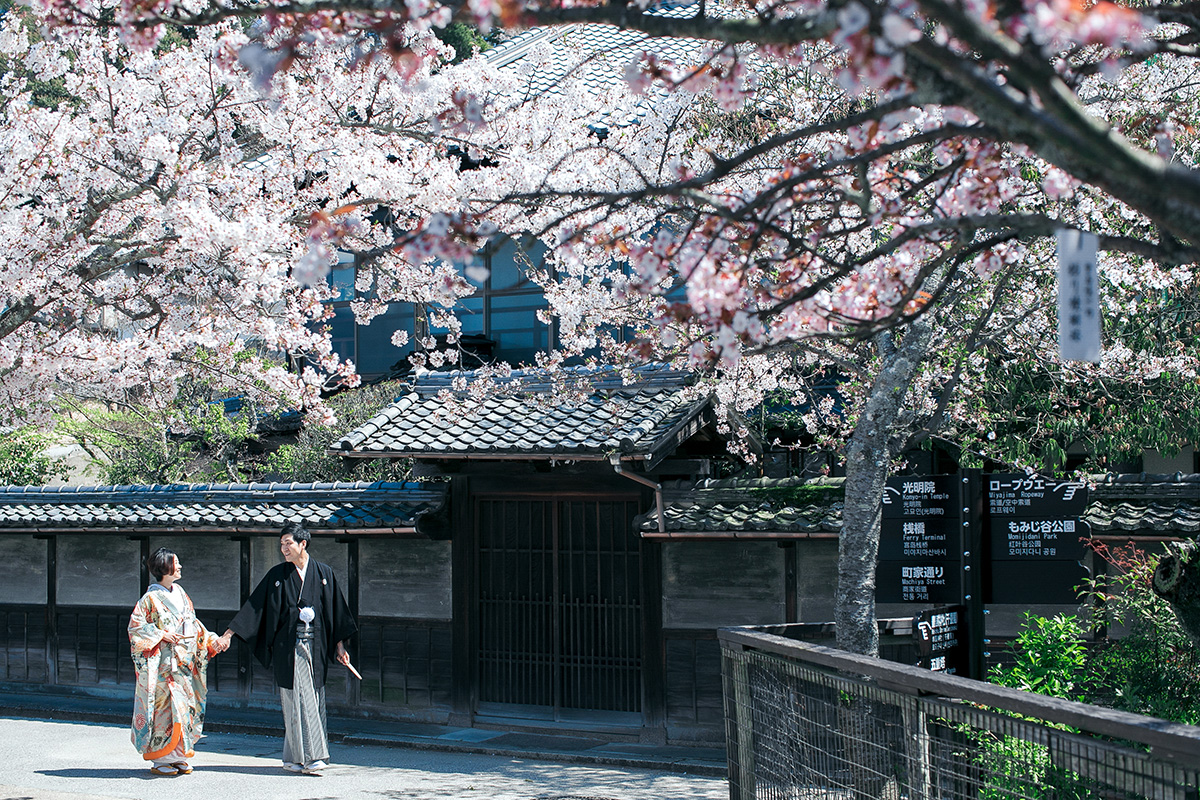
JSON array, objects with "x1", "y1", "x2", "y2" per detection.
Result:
[
  {"x1": 150, "y1": 764, "x2": 177, "y2": 776},
  {"x1": 172, "y1": 762, "x2": 193, "y2": 774}
]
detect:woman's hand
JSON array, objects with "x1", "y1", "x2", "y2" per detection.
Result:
[
  {"x1": 160, "y1": 630, "x2": 183, "y2": 645},
  {"x1": 209, "y1": 630, "x2": 233, "y2": 654}
]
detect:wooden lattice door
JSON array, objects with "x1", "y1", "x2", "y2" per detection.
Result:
[{"x1": 475, "y1": 495, "x2": 643, "y2": 721}]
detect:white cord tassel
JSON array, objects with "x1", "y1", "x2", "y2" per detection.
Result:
[{"x1": 299, "y1": 606, "x2": 315, "y2": 632}]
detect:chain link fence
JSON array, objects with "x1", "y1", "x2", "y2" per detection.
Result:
[{"x1": 721, "y1": 626, "x2": 1200, "y2": 800}]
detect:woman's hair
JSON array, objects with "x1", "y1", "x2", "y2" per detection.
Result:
[
  {"x1": 147, "y1": 547, "x2": 177, "y2": 582},
  {"x1": 281, "y1": 522, "x2": 311, "y2": 548}
]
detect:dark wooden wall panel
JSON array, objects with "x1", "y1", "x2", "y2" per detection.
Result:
[
  {"x1": 662, "y1": 542, "x2": 785, "y2": 629},
  {"x1": 0, "y1": 605, "x2": 48, "y2": 683},
  {"x1": 356, "y1": 618, "x2": 452, "y2": 710},
  {"x1": 663, "y1": 632, "x2": 724, "y2": 744},
  {"x1": 54, "y1": 608, "x2": 136, "y2": 687}
]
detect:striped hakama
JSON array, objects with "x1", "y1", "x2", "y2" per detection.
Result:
[{"x1": 280, "y1": 624, "x2": 329, "y2": 765}]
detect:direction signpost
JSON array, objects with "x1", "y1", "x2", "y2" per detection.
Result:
[
  {"x1": 879, "y1": 470, "x2": 1088, "y2": 679},
  {"x1": 985, "y1": 474, "x2": 1089, "y2": 604},
  {"x1": 878, "y1": 475, "x2": 962, "y2": 604},
  {"x1": 914, "y1": 605, "x2": 969, "y2": 674}
]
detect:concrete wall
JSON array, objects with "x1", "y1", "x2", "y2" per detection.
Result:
[
  {"x1": 250, "y1": 535, "x2": 349, "y2": 596},
  {"x1": 57, "y1": 535, "x2": 139, "y2": 606},
  {"x1": 795, "y1": 540, "x2": 839, "y2": 623},
  {"x1": 151, "y1": 536, "x2": 240, "y2": 610},
  {"x1": 1142, "y1": 447, "x2": 1195, "y2": 474}
]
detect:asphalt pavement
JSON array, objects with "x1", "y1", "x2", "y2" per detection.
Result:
[{"x1": 0, "y1": 716, "x2": 730, "y2": 800}]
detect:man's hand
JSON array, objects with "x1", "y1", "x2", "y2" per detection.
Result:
[{"x1": 335, "y1": 641, "x2": 350, "y2": 666}]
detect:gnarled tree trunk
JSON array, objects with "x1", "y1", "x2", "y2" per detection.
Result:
[
  {"x1": 836, "y1": 320, "x2": 933, "y2": 657},
  {"x1": 1152, "y1": 542, "x2": 1200, "y2": 651}
]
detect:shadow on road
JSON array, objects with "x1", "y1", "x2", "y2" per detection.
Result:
[{"x1": 37, "y1": 764, "x2": 302, "y2": 780}]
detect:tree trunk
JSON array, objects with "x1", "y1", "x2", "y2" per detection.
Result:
[
  {"x1": 834, "y1": 323, "x2": 932, "y2": 800},
  {"x1": 836, "y1": 321, "x2": 933, "y2": 656},
  {"x1": 1152, "y1": 542, "x2": 1200, "y2": 651}
]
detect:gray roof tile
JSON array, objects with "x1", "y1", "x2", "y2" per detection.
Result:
[
  {"x1": 486, "y1": 1, "x2": 715, "y2": 126},
  {"x1": 335, "y1": 366, "x2": 704, "y2": 460},
  {"x1": 641, "y1": 473, "x2": 1200, "y2": 539},
  {"x1": 1085, "y1": 473, "x2": 1200, "y2": 534},
  {"x1": 638, "y1": 476, "x2": 844, "y2": 537},
  {"x1": 0, "y1": 482, "x2": 445, "y2": 533}
]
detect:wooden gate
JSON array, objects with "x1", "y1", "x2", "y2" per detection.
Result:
[{"x1": 475, "y1": 495, "x2": 643, "y2": 722}]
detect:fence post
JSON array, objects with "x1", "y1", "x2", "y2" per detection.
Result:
[
  {"x1": 902, "y1": 700, "x2": 932, "y2": 800},
  {"x1": 723, "y1": 644, "x2": 756, "y2": 800}
]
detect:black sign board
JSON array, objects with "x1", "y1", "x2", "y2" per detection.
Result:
[
  {"x1": 990, "y1": 517, "x2": 1087, "y2": 562},
  {"x1": 878, "y1": 476, "x2": 963, "y2": 604},
  {"x1": 877, "y1": 562, "x2": 961, "y2": 604},
  {"x1": 878, "y1": 517, "x2": 956, "y2": 561},
  {"x1": 882, "y1": 475, "x2": 960, "y2": 519},
  {"x1": 878, "y1": 474, "x2": 960, "y2": 599},
  {"x1": 984, "y1": 473, "x2": 1089, "y2": 604},
  {"x1": 988, "y1": 561, "x2": 1089, "y2": 605},
  {"x1": 914, "y1": 605, "x2": 968, "y2": 674},
  {"x1": 985, "y1": 474, "x2": 1088, "y2": 517}
]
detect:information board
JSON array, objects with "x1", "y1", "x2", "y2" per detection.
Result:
[
  {"x1": 984, "y1": 473, "x2": 1089, "y2": 604},
  {"x1": 878, "y1": 476, "x2": 963, "y2": 604},
  {"x1": 990, "y1": 518, "x2": 1082, "y2": 561},
  {"x1": 877, "y1": 563, "x2": 960, "y2": 604},
  {"x1": 986, "y1": 474, "x2": 1088, "y2": 517},
  {"x1": 882, "y1": 475, "x2": 959, "y2": 519},
  {"x1": 878, "y1": 518, "x2": 956, "y2": 560},
  {"x1": 914, "y1": 605, "x2": 968, "y2": 674}
]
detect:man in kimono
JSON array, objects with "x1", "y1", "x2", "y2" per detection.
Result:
[{"x1": 216, "y1": 522, "x2": 358, "y2": 775}]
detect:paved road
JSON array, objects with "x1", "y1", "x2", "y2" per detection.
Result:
[{"x1": 0, "y1": 717, "x2": 727, "y2": 800}]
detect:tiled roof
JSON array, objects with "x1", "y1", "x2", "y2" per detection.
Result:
[
  {"x1": 0, "y1": 482, "x2": 446, "y2": 535},
  {"x1": 1084, "y1": 473, "x2": 1200, "y2": 535},
  {"x1": 638, "y1": 476, "x2": 844, "y2": 538},
  {"x1": 640, "y1": 473, "x2": 1200, "y2": 539},
  {"x1": 334, "y1": 366, "x2": 709, "y2": 462},
  {"x1": 486, "y1": 0, "x2": 716, "y2": 125}
]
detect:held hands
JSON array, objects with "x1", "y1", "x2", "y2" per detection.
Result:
[{"x1": 211, "y1": 631, "x2": 233, "y2": 654}]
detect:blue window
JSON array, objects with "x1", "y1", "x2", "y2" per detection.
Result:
[{"x1": 319, "y1": 235, "x2": 555, "y2": 379}]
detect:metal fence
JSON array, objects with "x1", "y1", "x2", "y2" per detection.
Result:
[{"x1": 721, "y1": 626, "x2": 1200, "y2": 800}]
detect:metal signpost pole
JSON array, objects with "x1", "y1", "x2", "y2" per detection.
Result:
[{"x1": 958, "y1": 469, "x2": 985, "y2": 680}]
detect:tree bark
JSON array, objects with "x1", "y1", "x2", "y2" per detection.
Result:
[
  {"x1": 836, "y1": 320, "x2": 933, "y2": 656},
  {"x1": 1152, "y1": 542, "x2": 1200, "y2": 652}
]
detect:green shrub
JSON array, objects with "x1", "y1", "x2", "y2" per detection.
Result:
[
  {"x1": 990, "y1": 612, "x2": 1089, "y2": 701},
  {"x1": 0, "y1": 427, "x2": 70, "y2": 485},
  {"x1": 1081, "y1": 541, "x2": 1200, "y2": 725}
]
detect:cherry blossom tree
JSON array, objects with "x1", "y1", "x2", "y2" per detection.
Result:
[
  {"x1": 0, "y1": 5, "x2": 628, "y2": 426},
  {"x1": 16, "y1": 0, "x2": 1200, "y2": 655}
]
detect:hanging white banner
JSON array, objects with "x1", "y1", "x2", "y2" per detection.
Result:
[{"x1": 1056, "y1": 229, "x2": 1101, "y2": 362}]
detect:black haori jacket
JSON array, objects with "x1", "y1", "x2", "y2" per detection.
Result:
[{"x1": 228, "y1": 559, "x2": 358, "y2": 690}]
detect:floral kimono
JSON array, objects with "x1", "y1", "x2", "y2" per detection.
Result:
[{"x1": 128, "y1": 584, "x2": 219, "y2": 762}]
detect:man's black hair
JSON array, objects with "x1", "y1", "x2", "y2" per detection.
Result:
[{"x1": 281, "y1": 521, "x2": 311, "y2": 547}]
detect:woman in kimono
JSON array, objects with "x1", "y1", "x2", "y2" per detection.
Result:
[{"x1": 128, "y1": 547, "x2": 225, "y2": 775}]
